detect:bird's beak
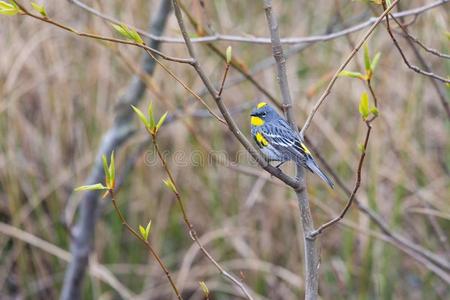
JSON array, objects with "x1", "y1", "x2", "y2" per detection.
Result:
[{"x1": 250, "y1": 112, "x2": 256, "y2": 117}]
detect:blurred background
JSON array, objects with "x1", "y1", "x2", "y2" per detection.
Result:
[{"x1": 0, "y1": 0, "x2": 449, "y2": 299}]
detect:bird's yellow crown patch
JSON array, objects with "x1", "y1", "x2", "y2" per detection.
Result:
[
  {"x1": 251, "y1": 116, "x2": 265, "y2": 126},
  {"x1": 257, "y1": 102, "x2": 267, "y2": 109}
]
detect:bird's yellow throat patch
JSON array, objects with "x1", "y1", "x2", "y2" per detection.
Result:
[
  {"x1": 255, "y1": 132, "x2": 269, "y2": 146},
  {"x1": 251, "y1": 116, "x2": 265, "y2": 126}
]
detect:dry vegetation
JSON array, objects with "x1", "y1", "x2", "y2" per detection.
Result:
[{"x1": 0, "y1": 0, "x2": 449, "y2": 299}]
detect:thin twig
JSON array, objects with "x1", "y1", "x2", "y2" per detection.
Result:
[
  {"x1": 14, "y1": 1, "x2": 192, "y2": 64},
  {"x1": 309, "y1": 74, "x2": 379, "y2": 238},
  {"x1": 301, "y1": 0, "x2": 400, "y2": 136},
  {"x1": 394, "y1": 27, "x2": 450, "y2": 60},
  {"x1": 141, "y1": 48, "x2": 226, "y2": 124},
  {"x1": 381, "y1": 1, "x2": 450, "y2": 84},
  {"x1": 389, "y1": 14, "x2": 450, "y2": 119},
  {"x1": 109, "y1": 190, "x2": 183, "y2": 300},
  {"x1": 217, "y1": 63, "x2": 231, "y2": 98},
  {"x1": 308, "y1": 121, "x2": 372, "y2": 238}
]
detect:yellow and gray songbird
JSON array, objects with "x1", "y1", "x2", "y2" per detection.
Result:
[{"x1": 250, "y1": 102, "x2": 334, "y2": 188}]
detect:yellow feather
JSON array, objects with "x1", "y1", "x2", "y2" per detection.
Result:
[
  {"x1": 251, "y1": 116, "x2": 265, "y2": 126},
  {"x1": 257, "y1": 102, "x2": 267, "y2": 109},
  {"x1": 301, "y1": 143, "x2": 311, "y2": 154},
  {"x1": 256, "y1": 132, "x2": 269, "y2": 146}
]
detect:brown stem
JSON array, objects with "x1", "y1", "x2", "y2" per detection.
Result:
[
  {"x1": 309, "y1": 122, "x2": 372, "y2": 238},
  {"x1": 217, "y1": 63, "x2": 231, "y2": 98},
  {"x1": 141, "y1": 49, "x2": 226, "y2": 125},
  {"x1": 309, "y1": 78, "x2": 378, "y2": 238}
]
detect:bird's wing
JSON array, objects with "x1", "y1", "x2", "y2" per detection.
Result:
[{"x1": 263, "y1": 123, "x2": 309, "y2": 161}]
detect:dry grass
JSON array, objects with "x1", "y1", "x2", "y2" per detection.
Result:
[{"x1": 0, "y1": 0, "x2": 449, "y2": 299}]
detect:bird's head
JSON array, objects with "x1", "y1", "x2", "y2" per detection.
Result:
[{"x1": 250, "y1": 102, "x2": 278, "y2": 126}]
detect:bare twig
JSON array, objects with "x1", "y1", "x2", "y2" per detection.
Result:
[
  {"x1": 217, "y1": 62, "x2": 231, "y2": 98},
  {"x1": 109, "y1": 190, "x2": 182, "y2": 299},
  {"x1": 381, "y1": 1, "x2": 450, "y2": 84},
  {"x1": 394, "y1": 27, "x2": 450, "y2": 60},
  {"x1": 141, "y1": 48, "x2": 226, "y2": 124},
  {"x1": 389, "y1": 14, "x2": 450, "y2": 118},
  {"x1": 307, "y1": 43, "x2": 380, "y2": 248},
  {"x1": 70, "y1": 0, "x2": 449, "y2": 45},
  {"x1": 14, "y1": 1, "x2": 192, "y2": 64},
  {"x1": 309, "y1": 102, "x2": 375, "y2": 238},
  {"x1": 263, "y1": 1, "x2": 319, "y2": 299},
  {"x1": 301, "y1": 0, "x2": 399, "y2": 136}
]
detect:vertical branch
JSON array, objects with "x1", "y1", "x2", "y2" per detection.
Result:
[
  {"x1": 60, "y1": 1, "x2": 172, "y2": 299},
  {"x1": 262, "y1": 0, "x2": 294, "y2": 125},
  {"x1": 263, "y1": 1, "x2": 318, "y2": 299}
]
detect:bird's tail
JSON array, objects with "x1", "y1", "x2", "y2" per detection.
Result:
[{"x1": 304, "y1": 156, "x2": 334, "y2": 188}]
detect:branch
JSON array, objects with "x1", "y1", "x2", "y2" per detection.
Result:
[
  {"x1": 301, "y1": 0, "x2": 400, "y2": 136},
  {"x1": 390, "y1": 17, "x2": 450, "y2": 119},
  {"x1": 14, "y1": 1, "x2": 192, "y2": 64},
  {"x1": 381, "y1": 1, "x2": 450, "y2": 84},
  {"x1": 70, "y1": 0, "x2": 449, "y2": 45},
  {"x1": 309, "y1": 88, "x2": 376, "y2": 238},
  {"x1": 263, "y1": 1, "x2": 319, "y2": 299},
  {"x1": 262, "y1": 0, "x2": 294, "y2": 124},
  {"x1": 394, "y1": 26, "x2": 450, "y2": 60}
]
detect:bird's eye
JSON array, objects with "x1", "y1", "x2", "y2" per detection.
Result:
[{"x1": 261, "y1": 112, "x2": 266, "y2": 117}]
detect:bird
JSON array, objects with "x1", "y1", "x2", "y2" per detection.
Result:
[{"x1": 250, "y1": 102, "x2": 334, "y2": 188}]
